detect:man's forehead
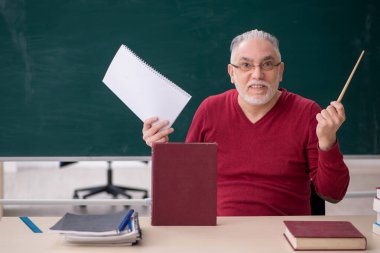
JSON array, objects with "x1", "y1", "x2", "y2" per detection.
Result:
[
  {"x1": 238, "y1": 55, "x2": 275, "y2": 62},
  {"x1": 232, "y1": 39, "x2": 280, "y2": 61}
]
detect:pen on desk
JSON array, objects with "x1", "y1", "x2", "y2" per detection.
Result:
[
  {"x1": 118, "y1": 209, "x2": 134, "y2": 232},
  {"x1": 127, "y1": 219, "x2": 133, "y2": 232},
  {"x1": 19, "y1": 216, "x2": 43, "y2": 233}
]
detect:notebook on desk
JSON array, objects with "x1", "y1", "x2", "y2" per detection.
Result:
[
  {"x1": 102, "y1": 45, "x2": 191, "y2": 129},
  {"x1": 151, "y1": 143, "x2": 217, "y2": 226}
]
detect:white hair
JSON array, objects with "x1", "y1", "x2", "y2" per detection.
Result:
[{"x1": 230, "y1": 29, "x2": 281, "y2": 62}]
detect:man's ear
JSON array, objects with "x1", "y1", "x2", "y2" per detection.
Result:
[
  {"x1": 227, "y1": 64, "x2": 235, "y2": 84},
  {"x1": 278, "y1": 62, "x2": 285, "y2": 82}
]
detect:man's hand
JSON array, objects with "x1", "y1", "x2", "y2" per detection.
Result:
[
  {"x1": 316, "y1": 101, "x2": 346, "y2": 151},
  {"x1": 142, "y1": 117, "x2": 174, "y2": 147}
]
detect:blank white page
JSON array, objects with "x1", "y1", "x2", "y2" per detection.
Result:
[{"x1": 102, "y1": 45, "x2": 191, "y2": 128}]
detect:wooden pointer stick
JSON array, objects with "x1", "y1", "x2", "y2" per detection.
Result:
[{"x1": 337, "y1": 50, "x2": 365, "y2": 102}]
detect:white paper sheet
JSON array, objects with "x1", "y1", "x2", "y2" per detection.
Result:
[{"x1": 102, "y1": 45, "x2": 191, "y2": 128}]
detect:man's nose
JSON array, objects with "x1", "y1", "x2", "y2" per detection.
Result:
[{"x1": 250, "y1": 65, "x2": 264, "y2": 79}]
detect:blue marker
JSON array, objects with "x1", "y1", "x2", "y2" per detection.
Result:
[
  {"x1": 118, "y1": 209, "x2": 134, "y2": 232},
  {"x1": 19, "y1": 217, "x2": 43, "y2": 233},
  {"x1": 127, "y1": 218, "x2": 133, "y2": 232}
]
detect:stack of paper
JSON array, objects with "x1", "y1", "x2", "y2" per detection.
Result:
[
  {"x1": 373, "y1": 187, "x2": 380, "y2": 235},
  {"x1": 50, "y1": 209, "x2": 141, "y2": 245}
]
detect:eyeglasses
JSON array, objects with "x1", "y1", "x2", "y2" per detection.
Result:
[{"x1": 230, "y1": 61, "x2": 282, "y2": 72}]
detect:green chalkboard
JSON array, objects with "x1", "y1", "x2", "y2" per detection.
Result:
[{"x1": 0, "y1": 0, "x2": 379, "y2": 156}]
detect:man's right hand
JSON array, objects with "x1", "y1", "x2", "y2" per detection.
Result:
[{"x1": 142, "y1": 117, "x2": 174, "y2": 147}]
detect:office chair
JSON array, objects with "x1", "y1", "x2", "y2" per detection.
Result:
[
  {"x1": 310, "y1": 182, "x2": 325, "y2": 215},
  {"x1": 73, "y1": 161, "x2": 148, "y2": 200}
]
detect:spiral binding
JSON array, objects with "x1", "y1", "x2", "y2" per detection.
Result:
[{"x1": 121, "y1": 45, "x2": 191, "y2": 98}]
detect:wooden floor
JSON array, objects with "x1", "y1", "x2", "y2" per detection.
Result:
[{"x1": 1, "y1": 159, "x2": 379, "y2": 216}]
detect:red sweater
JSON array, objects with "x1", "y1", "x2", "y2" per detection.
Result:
[{"x1": 186, "y1": 89, "x2": 349, "y2": 216}]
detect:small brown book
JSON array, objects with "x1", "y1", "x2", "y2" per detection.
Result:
[
  {"x1": 151, "y1": 142, "x2": 217, "y2": 226},
  {"x1": 283, "y1": 220, "x2": 367, "y2": 250}
]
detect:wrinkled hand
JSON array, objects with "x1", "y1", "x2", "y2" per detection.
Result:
[
  {"x1": 316, "y1": 101, "x2": 346, "y2": 151},
  {"x1": 142, "y1": 117, "x2": 174, "y2": 147}
]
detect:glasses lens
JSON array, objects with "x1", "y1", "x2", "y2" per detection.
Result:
[
  {"x1": 233, "y1": 61, "x2": 279, "y2": 71},
  {"x1": 240, "y1": 63, "x2": 252, "y2": 71},
  {"x1": 261, "y1": 61, "x2": 274, "y2": 71}
]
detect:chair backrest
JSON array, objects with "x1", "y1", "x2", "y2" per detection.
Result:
[{"x1": 310, "y1": 182, "x2": 325, "y2": 215}]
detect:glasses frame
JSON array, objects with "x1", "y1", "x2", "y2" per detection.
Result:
[{"x1": 230, "y1": 61, "x2": 282, "y2": 72}]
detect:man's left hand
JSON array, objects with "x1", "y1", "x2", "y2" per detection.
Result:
[{"x1": 316, "y1": 101, "x2": 346, "y2": 151}]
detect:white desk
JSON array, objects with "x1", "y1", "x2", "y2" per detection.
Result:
[{"x1": 1, "y1": 215, "x2": 379, "y2": 253}]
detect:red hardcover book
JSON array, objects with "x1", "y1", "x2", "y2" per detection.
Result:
[
  {"x1": 151, "y1": 143, "x2": 217, "y2": 226},
  {"x1": 283, "y1": 220, "x2": 367, "y2": 250}
]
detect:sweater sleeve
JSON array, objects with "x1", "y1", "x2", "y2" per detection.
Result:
[{"x1": 307, "y1": 104, "x2": 350, "y2": 202}]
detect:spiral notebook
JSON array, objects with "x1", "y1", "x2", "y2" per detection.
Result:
[{"x1": 102, "y1": 45, "x2": 191, "y2": 128}]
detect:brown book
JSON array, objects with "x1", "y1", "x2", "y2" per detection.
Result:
[
  {"x1": 283, "y1": 220, "x2": 367, "y2": 250},
  {"x1": 151, "y1": 142, "x2": 217, "y2": 226}
]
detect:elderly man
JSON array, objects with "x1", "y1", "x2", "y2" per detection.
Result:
[{"x1": 142, "y1": 29, "x2": 349, "y2": 216}]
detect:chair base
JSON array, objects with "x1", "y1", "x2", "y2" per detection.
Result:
[
  {"x1": 72, "y1": 161, "x2": 148, "y2": 201},
  {"x1": 73, "y1": 184, "x2": 148, "y2": 199}
]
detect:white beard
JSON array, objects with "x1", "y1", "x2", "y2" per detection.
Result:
[{"x1": 235, "y1": 80, "x2": 278, "y2": 105}]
